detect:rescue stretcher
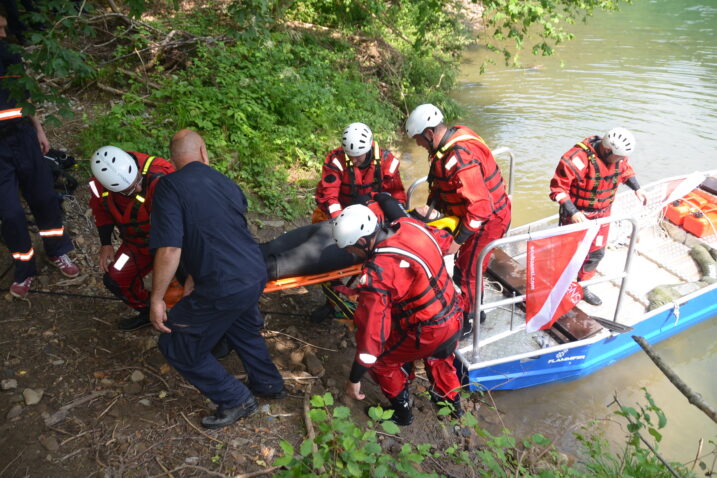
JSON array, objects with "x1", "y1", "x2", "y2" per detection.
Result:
[
  {"x1": 163, "y1": 215, "x2": 460, "y2": 307},
  {"x1": 262, "y1": 214, "x2": 460, "y2": 292}
]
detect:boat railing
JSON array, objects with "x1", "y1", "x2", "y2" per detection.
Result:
[
  {"x1": 467, "y1": 216, "x2": 639, "y2": 361},
  {"x1": 406, "y1": 147, "x2": 515, "y2": 209}
]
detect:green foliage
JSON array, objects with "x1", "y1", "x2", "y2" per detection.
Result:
[
  {"x1": 273, "y1": 392, "x2": 588, "y2": 477},
  {"x1": 479, "y1": 0, "x2": 632, "y2": 67},
  {"x1": 11, "y1": 0, "x2": 639, "y2": 216},
  {"x1": 575, "y1": 389, "x2": 694, "y2": 478},
  {"x1": 273, "y1": 390, "x2": 704, "y2": 477},
  {"x1": 273, "y1": 392, "x2": 430, "y2": 477},
  {"x1": 7, "y1": 1, "x2": 96, "y2": 123},
  {"x1": 80, "y1": 30, "x2": 400, "y2": 217}
]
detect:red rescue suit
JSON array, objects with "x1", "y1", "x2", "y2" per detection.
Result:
[
  {"x1": 89, "y1": 152, "x2": 174, "y2": 309},
  {"x1": 549, "y1": 136, "x2": 638, "y2": 280},
  {"x1": 351, "y1": 217, "x2": 463, "y2": 400},
  {"x1": 315, "y1": 142, "x2": 407, "y2": 219},
  {"x1": 427, "y1": 126, "x2": 511, "y2": 318}
]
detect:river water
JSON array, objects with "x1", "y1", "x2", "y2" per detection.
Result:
[{"x1": 399, "y1": 0, "x2": 717, "y2": 463}]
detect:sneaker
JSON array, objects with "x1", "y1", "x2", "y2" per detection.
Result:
[
  {"x1": 582, "y1": 287, "x2": 602, "y2": 306},
  {"x1": 48, "y1": 254, "x2": 80, "y2": 278},
  {"x1": 10, "y1": 277, "x2": 34, "y2": 299}
]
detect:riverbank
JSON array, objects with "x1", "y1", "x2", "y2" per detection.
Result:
[{"x1": 1, "y1": 1, "x2": 705, "y2": 476}]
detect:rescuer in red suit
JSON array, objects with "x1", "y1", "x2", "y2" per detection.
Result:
[
  {"x1": 333, "y1": 204, "x2": 464, "y2": 426},
  {"x1": 405, "y1": 104, "x2": 511, "y2": 337},
  {"x1": 314, "y1": 122, "x2": 407, "y2": 220},
  {"x1": 312, "y1": 123, "x2": 407, "y2": 321},
  {"x1": 89, "y1": 146, "x2": 175, "y2": 330},
  {"x1": 549, "y1": 127, "x2": 647, "y2": 306}
]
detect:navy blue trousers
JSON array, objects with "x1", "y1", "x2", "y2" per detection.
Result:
[
  {"x1": 0, "y1": 119, "x2": 72, "y2": 281},
  {"x1": 158, "y1": 286, "x2": 284, "y2": 409}
]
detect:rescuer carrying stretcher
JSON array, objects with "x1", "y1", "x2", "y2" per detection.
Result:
[
  {"x1": 89, "y1": 146, "x2": 175, "y2": 330},
  {"x1": 332, "y1": 204, "x2": 465, "y2": 425}
]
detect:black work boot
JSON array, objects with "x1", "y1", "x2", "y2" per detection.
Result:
[
  {"x1": 201, "y1": 397, "x2": 259, "y2": 429},
  {"x1": 118, "y1": 309, "x2": 151, "y2": 331},
  {"x1": 387, "y1": 388, "x2": 414, "y2": 426},
  {"x1": 582, "y1": 287, "x2": 602, "y2": 306},
  {"x1": 429, "y1": 389, "x2": 464, "y2": 419},
  {"x1": 309, "y1": 301, "x2": 335, "y2": 323}
]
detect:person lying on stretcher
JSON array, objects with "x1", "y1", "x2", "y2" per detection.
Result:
[
  {"x1": 260, "y1": 192, "x2": 458, "y2": 281},
  {"x1": 164, "y1": 193, "x2": 458, "y2": 307}
]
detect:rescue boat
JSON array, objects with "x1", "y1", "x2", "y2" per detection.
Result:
[{"x1": 451, "y1": 169, "x2": 717, "y2": 390}]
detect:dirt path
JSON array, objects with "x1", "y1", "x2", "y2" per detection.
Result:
[{"x1": 0, "y1": 184, "x2": 498, "y2": 477}]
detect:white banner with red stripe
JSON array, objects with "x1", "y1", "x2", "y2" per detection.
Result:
[{"x1": 525, "y1": 223, "x2": 599, "y2": 333}]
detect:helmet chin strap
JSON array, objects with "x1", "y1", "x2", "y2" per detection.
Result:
[
  {"x1": 353, "y1": 228, "x2": 381, "y2": 255},
  {"x1": 421, "y1": 128, "x2": 438, "y2": 155}
]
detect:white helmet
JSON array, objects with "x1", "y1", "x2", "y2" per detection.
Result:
[
  {"x1": 332, "y1": 204, "x2": 378, "y2": 248},
  {"x1": 91, "y1": 146, "x2": 138, "y2": 192},
  {"x1": 405, "y1": 103, "x2": 444, "y2": 137},
  {"x1": 342, "y1": 123, "x2": 373, "y2": 156},
  {"x1": 602, "y1": 128, "x2": 636, "y2": 156}
]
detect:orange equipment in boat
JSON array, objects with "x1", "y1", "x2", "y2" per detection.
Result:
[
  {"x1": 682, "y1": 204, "x2": 717, "y2": 238},
  {"x1": 665, "y1": 192, "x2": 708, "y2": 226}
]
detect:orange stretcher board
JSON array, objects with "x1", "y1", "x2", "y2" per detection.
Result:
[
  {"x1": 263, "y1": 263, "x2": 363, "y2": 293},
  {"x1": 262, "y1": 216, "x2": 459, "y2": 293}
]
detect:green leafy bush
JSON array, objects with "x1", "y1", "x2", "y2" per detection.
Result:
[
  {"x1": 575, "y1": 389, "x2": 695, "y2": 478},
  {"x1": 81, "y1": 32, "x2": 401, "y2": 216}
]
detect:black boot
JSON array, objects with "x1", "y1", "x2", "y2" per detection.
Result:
[
  {"x1": 310, "y1": 302, "x2": 334, "y2": 323},
  {"x1": 429, "y1": 389, "x2": 464, "y2": 419},
  {"x1": 201, "y1": 397, "x2": 258, "y2": 429},
  {"x1": 582, "y1": 287, "x2": 602, "y2": 306},
  {"x1": 118, "y1": 309, "x2": 150, "y2": 331},
  {"x1": 387, "y1": 388, "x2": 413, "y2": 426}
]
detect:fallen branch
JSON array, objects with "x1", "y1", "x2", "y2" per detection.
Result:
[
  {"x1": 118, "y1": 67, "x2": 162, "y2": 89},
  {"x1": 45, "y1": 390, "x2": 112, "y2": 426},
  {"x1": 302, "y1": 382, "x2": 324, "y2": 474},
  {"x1": 143, "y1": 29, "x2": 180, "y2": 71},
  {"x1": 0, "y1": 449, "x2": 23, "y2": 476},
  {"x1": 96, "y1": 82, "x2": 159, "y2": 106},
  {"x1": 234, "y1": 466, "x2": 281, "y2": 478},
  {"x1": 633, "y1": 335, "x2": 717, "y2": 424},
  {"x1": 155, "y1": 457, "x2": 176, "y2": 478},
  {"x1": 179, "y1": 411, "x2": 224, "y2": 444},
  {"x1": 264, "y1": 330, "x2": 337, "y2": 352}
]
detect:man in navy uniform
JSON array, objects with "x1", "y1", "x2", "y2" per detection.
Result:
[
  {"x1": 0, "y1": 14, "x2": 79, "y2": 298},
  {"x1": 149, "y1": 129, "x2": 285, "y2": 429}
]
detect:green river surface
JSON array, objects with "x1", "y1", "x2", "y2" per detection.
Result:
[{"x1": 399, "y1": 0, "x2": 717, "y2": 464}]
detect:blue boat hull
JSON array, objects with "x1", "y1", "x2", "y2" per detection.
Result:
[{"x1": 464, "y1": 285, "x2": 717, "y2": 391}]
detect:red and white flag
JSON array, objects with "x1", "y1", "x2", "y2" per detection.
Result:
[{"x1": 525, "y1": 223, "x2": 599, "y2": 333}]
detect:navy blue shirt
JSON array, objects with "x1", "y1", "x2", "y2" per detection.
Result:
[
  {"x1": 150, "y1": 161, "x2": 267, "y2": 301},
  {"x1": 0, "y1": 41, "x2": 25, "y2": 110}
]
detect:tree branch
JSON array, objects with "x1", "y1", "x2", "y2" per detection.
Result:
[{"x1": 633, "y1": 335, "x2": 717, "y2": 424}]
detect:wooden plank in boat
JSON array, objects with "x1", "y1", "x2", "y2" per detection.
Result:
[
  {"x1": 549, "y1": 308, "x2": 604, "y2": 343},
  {"x1": 487, "y1": 249, "x2": 525, "y2": 296}
]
